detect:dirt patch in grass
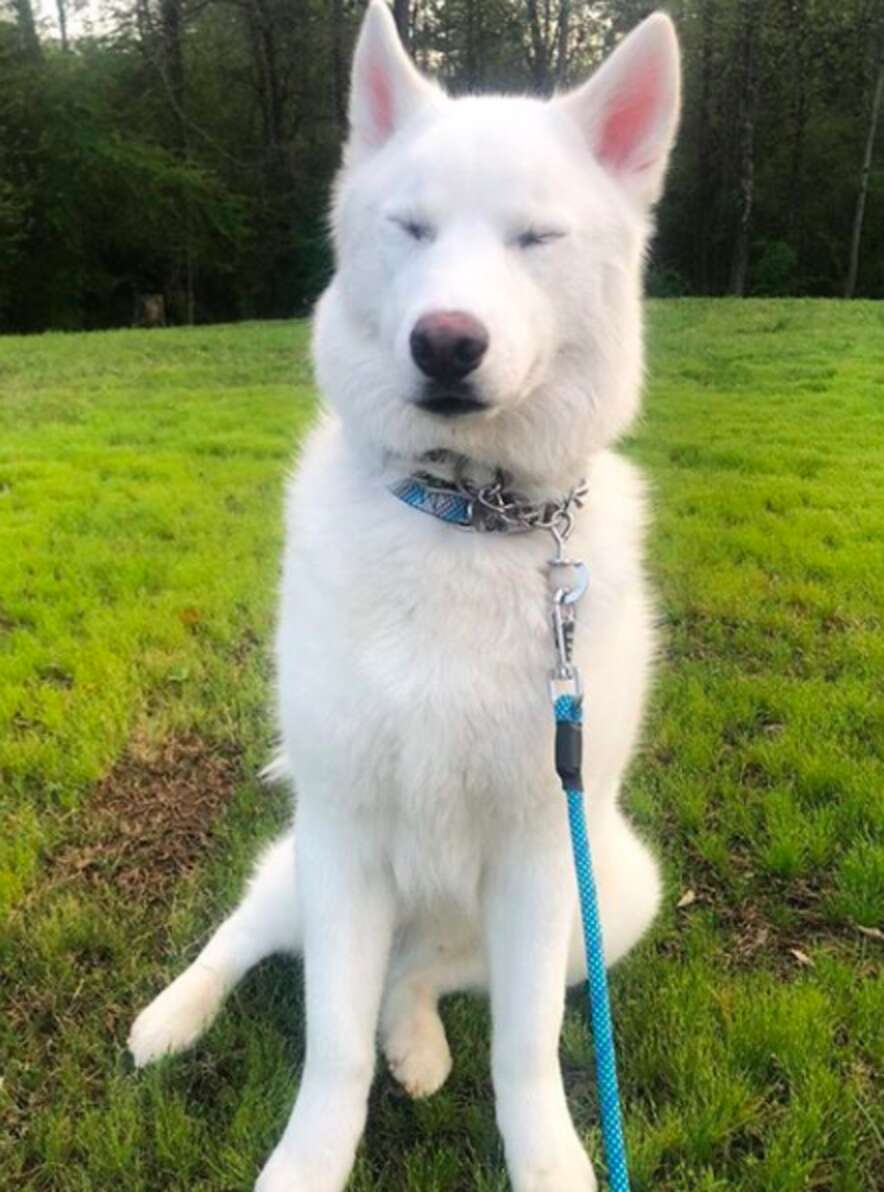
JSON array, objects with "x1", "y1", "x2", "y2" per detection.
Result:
[
  {"x1": 48, "y1": 734, "x2": 242, "y2": 904},
  {"x1": 0, "y1": 736, "x2": 244, "y2": 1159},
  {"x1": 675, "y1": 859, "x2": 878, "y2": 977}
]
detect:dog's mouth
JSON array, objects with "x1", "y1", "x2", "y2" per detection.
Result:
[{"x1": 414, "y1": 382, "x2": 490, "y2": 419}]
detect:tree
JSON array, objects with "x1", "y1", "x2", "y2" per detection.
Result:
[
  {"x1": 329, "y1": 0, "x2": 347, "y2": 133},
  {"x1": 845, "y1": 49, "x2": 883, "y2": 298},
  {"x1": 393, "y1": 0, "x2": 409, "y2": 49},
  {"x1": 730, "y1": 0, "x2": 767, "y2": 296},
  {"x1": 9, "y1": 0, "x2": 42, "y2": 61},
  {"x1": 524, "y1": 0, "x2": 574, "y2": 92},
  {"x1": 56, "y1": 0, "x2": 69, "y2": 52}
]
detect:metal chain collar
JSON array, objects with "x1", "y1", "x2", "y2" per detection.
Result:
[{"x1": 413, "y1": 451, "x2": 589, "y2": 546}]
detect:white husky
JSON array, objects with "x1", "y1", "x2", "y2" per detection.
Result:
[{"x1": 129, "y1": 5, "x2": 680, "y2": 1189}]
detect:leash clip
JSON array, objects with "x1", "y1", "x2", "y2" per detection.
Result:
[{"x1": 548, "y1": 557, "x2": 588, "y2": 700}]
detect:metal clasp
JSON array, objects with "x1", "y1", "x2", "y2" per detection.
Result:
[
  {"x1": 548, "y1": 558, "x2": 588, "y2": 700},
  {"x1": 550, "y1": 559, "x2": 588, "y2": 604}
]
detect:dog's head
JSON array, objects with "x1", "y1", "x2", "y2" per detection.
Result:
[{"x1": 314, "y1": 1, "x2": 680, "y2": 483}]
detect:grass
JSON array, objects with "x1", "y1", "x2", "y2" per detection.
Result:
[{"x1": 1, "y1": 299, "x2": 882, "y2": 1190}]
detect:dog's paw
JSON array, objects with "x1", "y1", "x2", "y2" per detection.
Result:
[
  {"x1": 383, "y1": 1002, "x2": 452, "y2": 1099},
  {"x1": 254, "y1": 1148, "x2": 312, "y2": 1192},
  {"x1": 128, "y1": 962, "x2": 227, "y2": 1067},
  {"x1": 506, "y1": 1130, "x2": 597, "y2": 1192},
  {"x1": 509, "y1": 1154, "x2": 597, "y2": 1192}
]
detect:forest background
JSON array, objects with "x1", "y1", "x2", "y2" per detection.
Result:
[{"x1": 1, "y1": 0, "x2": 882, "y2": 333}]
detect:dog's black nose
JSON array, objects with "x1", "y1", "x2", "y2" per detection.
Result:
[{"x1": 410, "y1": 311, "x2": 489, "y2": 382}]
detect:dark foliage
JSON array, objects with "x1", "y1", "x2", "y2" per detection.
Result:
[{"x1": 0, "y1": 0, "x2": 881, "y2": 333}]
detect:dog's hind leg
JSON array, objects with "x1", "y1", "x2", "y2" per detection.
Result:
[
  {"x1": 129, "y1": 831, "x2": 299, "y2": 1067},
  {"x1": 380, "y1": 928, "x2": 486, "y2": 1099},
  {"x1": 566, "y1": 805, "x2": 662, "y2": 984}
]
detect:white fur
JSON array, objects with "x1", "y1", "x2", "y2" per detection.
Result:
[{"x1": 129, "y1": 5, "x2": 680, "y2": 1190}]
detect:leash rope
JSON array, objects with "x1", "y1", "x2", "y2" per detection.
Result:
[
  {"x1": 554, "y1": 691, "x2": 631, "y2": 1192},
  {"x1": 388, "y1": 458, "x2": 631, "y2": 1189},
  {"x1": 548, "y1": 537, "x2": 631, "y2": 1192}
]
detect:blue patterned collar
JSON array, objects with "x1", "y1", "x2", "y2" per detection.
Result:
[
  {"x1": 388, "y1": 453, "x2": 588, "y2": 537},
  {"x1": 390, "y1": 473, "x2": 478, "y2": 528}
]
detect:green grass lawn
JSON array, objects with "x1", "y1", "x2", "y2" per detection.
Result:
[{"x1": 1, "y1": 300, "x2": 882, "y2": 1191}]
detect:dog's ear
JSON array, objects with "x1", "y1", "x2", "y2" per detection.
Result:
[
  {"x1": 347, "y1": 1, "x2": 442, "y2": 163},
  {"x1": 556, "y1": 12, "x2": 680, "y2": 207}
]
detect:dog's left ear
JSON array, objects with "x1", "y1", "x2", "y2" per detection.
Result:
[{"x1": 556, "y1": 12, "x2": 680, "y2": 207}]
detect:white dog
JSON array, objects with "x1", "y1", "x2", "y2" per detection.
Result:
[{"x1": 129, "y1": 5, "x2": 680, "y2": 1189}]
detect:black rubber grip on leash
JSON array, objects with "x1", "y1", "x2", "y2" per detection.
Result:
[{"x1": 555, "y1": 720, "x2": 583, "y2": 791}]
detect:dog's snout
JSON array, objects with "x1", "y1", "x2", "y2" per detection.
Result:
[{"x1": 410, "y1": 311, "x2": 489, "y2": 382}]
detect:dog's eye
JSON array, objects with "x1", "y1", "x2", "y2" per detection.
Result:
[
  {"x1": 515, "y1": 229, "x2": 565, "y2": 249},
  {"x1": 390, "y1": 216, "x2": 434, "y2": 243}
]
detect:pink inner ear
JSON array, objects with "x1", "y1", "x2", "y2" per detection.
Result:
[
  {"x1": 597, "y1": 62, "x2": 662, "y2": 171},
  {"x1": 368, "y1": 61, "x2": 394, "y2": 143}
]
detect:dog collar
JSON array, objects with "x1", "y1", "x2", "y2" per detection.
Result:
[{"x1": 388, "y1": 452, "x2": 588, "y2": 541}]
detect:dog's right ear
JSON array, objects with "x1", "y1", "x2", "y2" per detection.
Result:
[{"x1": 347, "y1": 1, "x2": 442, "y2": 164}]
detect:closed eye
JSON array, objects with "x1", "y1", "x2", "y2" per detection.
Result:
[
  {"x1": 515, "y1": 229, "x2": 567, "y2": 249},
  {"x1": 389, "y1": 215, "x2": 434, "y2": 243}
]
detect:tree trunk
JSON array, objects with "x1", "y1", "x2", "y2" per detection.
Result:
[
  {"x1": 845, "y1": 53, "x2": 883, "y2": 298},
  {"x1": 393, "y1": 0, "x2": 410, "y2": 50},
  {"x1": 159, "y1": 0, "x2": 195, "y2": 324},
  {"x1": 730, "y1": 0, "x2": 765, "y2": 296},
  {"x1": 330, "y1": 0, "x2": 346, "y2": 135},
  {"x1": 785, "y1": 0, "x2": 808, "y2": 238},
  {"x1": 554, "y1": 0, "x2": 571, "y2": 86},
  {"x1": 464, "y1": 0, "x2": 477, "y2": 89},
  {"x1": 524, "y1": 1, "x2": 573, "y2": 95},
  {"x1": 694, "y1": 0, "x2": 716, "y2": 292},
  {"x1": 526, "y1": 0, "x2": 551, "y2": 93},
  {"x1": 248, "y1": 0, "x2": 284, "y2": 150},
  {"x1": 159, "y1": 0, "x2": 186, "y2": 144},
  {"x1": 56, "y1": 0, "x2": 69, "y2": 52},
  {"x1": 12, "y1": 0, "x2": 43, "y2": 62}
]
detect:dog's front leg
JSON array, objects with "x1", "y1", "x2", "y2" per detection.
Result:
[
  {"x1": 256, "y1": 805, "x2": 394, "y2": 1192},
  {"x1": 484, "y1": 824, "x2": 597, "y2": 1192}
]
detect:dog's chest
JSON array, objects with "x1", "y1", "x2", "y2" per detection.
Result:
[
  {"x1": 285, "y1": 476, "x2": 558, "y2": 767},
  {"x1": 278, "y1": 434, "x2": 641, "y2": 903},
  {"x1": 356, "y1": 528, "x2": 558, "y2": 898},
  {"x1": 351, "y1": 517, "x2": 554, "y2": 767}
]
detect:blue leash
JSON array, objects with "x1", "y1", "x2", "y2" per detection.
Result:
[
  {"x1": 388, "y1": 464, "x2": 631, "y2": 1189},
  {"x1": 554, "y1": 692, "x2": 630, "y2": 1192}
]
